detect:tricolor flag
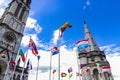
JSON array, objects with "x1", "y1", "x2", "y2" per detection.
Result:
[
  {"x1": 68, "y1": 67, "x2": 73, "y2": 73},
  {"x1": 52, "y1": 69, "x2": 56, "y2": 74},
  {"x1": 76, "y1": 39, "x2": 88, "y2": 51},
  {"x1": 61, "y1": 73, "x2": 67, "y2": 77},
  {"x1": 29, "y1": 37, "x2": 38, "y2": 56},
  {"x1": 59, "y1": 22, "x2": 72, "y2": 38},
  {"x1": 19, "y1": 49, "x2": 26, "y2": 62},
  {"x1": 51, "y1": 46, "x2": 59, "y2": 55},
  {"x1": 102, "y1": 65, "x2": 111, "y2": 72}
]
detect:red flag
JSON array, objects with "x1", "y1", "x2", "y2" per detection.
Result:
[
  {"x1": 29, "y1": 37, "x2": 38, "y2": 56},
  {"x1": 9, "y1": 57, "x2": 15, "y2": 70},
  {"x1": 86, "y1": 67, "x2": 90, "y2": 72},
  {"x1": 52, "y1": 70, "x2": 56, "y2": 74}
]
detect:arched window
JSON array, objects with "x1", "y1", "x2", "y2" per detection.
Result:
[
  {"x1": 93, "y1": 69, "x2": 99, "y2": 80},
  {"x1": 19, "y1": 7, "x2": 26, "y2": 20},
  {"x1": 104, "y1": 72, "x2": 110, "y2": 80},
  {"x1": 14, "y1": 3, "x2": 22, "y2": 17}
]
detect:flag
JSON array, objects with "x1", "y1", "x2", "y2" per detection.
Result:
[
  {"x1": 76, "y1": 39, "x2": 88, "y2": 51},
  {"x1": 69, "y1": 73, "x2": 73, "y2": 78},
  {"x1": 9, "y1": 57, "x2": 15, "y2": 70},
  {"x1": 29, "y1": 37, "x2": 38, "y2": 56},
  {"x1": 61, "y1": 73, "x2": 67, "y2": 77},
  {"x1": 80, "y1": 64, "x2": 86, "y2": 69},
  {"x1": 86, "y1": 67, "x2": 90, "y2": 72},
  {"x1": 102, "y1": 65, "x2": 111, "y2": 72},
  {"x1": 76, "y1": 72, "x2": 82, "y2": 76},
  {"x1": 68, "y1": 67, "x2": 73, "y2": 73},
  {"x1": 52, "y1": 69, "x2": 56, "y2": 74},
  {"x1": 19, "y1": 49, "x2": 26, "y2": 62},
  {"x1": 59, "y1": 22, "x2": 72, "y2": 38},
  {"x1": 51, "y1": 46, "x2": 59, "y2": 55},
  {"x1": 28, "y1": 62, "x2": 32, "y2": 70},
  {"x1": 37, "y1": 55, "x2": 40, "y2": 61}
]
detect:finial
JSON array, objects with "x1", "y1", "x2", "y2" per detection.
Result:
[{"x1": 84, "y1": 20, "x2": 86, "y2": 24}]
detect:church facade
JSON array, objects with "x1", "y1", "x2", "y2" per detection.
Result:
[
  {"x1": 0, "y1": 0, "x2": 31, "y2": 80},
  {"x1": 78, "y1": 21, "x2": 114, "y2": 80}
]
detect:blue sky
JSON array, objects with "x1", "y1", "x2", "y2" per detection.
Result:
[
  {"x1": 30, "y1": 0, "x2": 120, "y2": 46},
  {"x1": 0, "y1": 0, "x2": 120, "y2": 80}
]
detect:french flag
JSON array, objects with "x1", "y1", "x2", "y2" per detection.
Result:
[{"x1": 76, "y1": 39, "x2": 88, "y2": 51}]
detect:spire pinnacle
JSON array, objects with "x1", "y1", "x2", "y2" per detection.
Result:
[{"x1": 84, "y1": 21, "x2": 100, "y2": 52}]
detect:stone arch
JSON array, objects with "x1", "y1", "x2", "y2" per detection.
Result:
[{"x1": 93, "y1": 69, "x2": 99, "y2": 80}]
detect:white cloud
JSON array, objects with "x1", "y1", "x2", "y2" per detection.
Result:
[
  {"x1": 51, "y1": 29, "x2": 60, "y2": 45},
  {"x1": 25, "y1": 17, "x2": 42, "y2": 33},
  {"x1": 83, "y1": 0, "x2": 91, "y2": 10}
]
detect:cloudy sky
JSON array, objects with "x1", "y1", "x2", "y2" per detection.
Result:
[{"x1": 0, "y1": 0, "x2": 120, "y2": 80}]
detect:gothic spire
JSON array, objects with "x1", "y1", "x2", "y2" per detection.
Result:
[{"x1": 84, "y1": 20, "x2": 100, "y2": 52}]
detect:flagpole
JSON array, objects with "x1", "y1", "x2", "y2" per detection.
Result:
[
  {"x1": 10, "y1": 54, "x2": 20, "y2": 80},
  {"x1": 75, "y1": 50, "x2": 81, "y2": 80},
  {"x1": 69, "y1": 73, "x2": 70, "y2": 80},
  {"x1": 58, "y1": 30, "x2": 61, "y2": 80},
  {"x1": 49, "y1": 52, "x2": 52, "y2": 80},
  {"x1": 53, "y1": 73, "x2": 54, "y2": 80},
  {"x1": 20, "y1": 47, "x2": 29, "y2": 80},
  {"x1": 36, "y1": 59, "x2": 39, "y2": 80},
  {"x1": 4, "y1": 42, "x2": 17, "y2": 80},
  {"x1": 76, "y1": 75, "x2": 78, "y2": 80}
]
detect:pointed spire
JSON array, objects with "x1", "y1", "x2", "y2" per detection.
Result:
[{"x1": 84, "y1": 20, "x2": 100, "y2": 52}]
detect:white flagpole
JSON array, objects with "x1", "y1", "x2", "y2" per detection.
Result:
[
  {"x1": 20, "y1": 47, "x2": 29, "y2": 80},
  {"x1": 36, "y1": 59, "x2": 39, "y2": 80},
  {"x1": 49, "y1": 52, "x2": 52, "y2": 80},
  {"x1": 10, "y1": 54, "x2": 20, "y2": 80},
  {"x1": 58, "y1": 29, "x2": 61, "y2": 80}
]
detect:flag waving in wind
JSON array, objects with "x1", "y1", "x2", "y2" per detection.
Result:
[
  {"x1": 29, "y1": 37, "x2": 38, "y2": 56},
  {"x1": 59, "y1": 22, "x2": 72, "y2": 38},
  {"x1": 51, "y1": 46, "x2": 59, "y2": 55},
  {"x1": 19, "y1": 49, "x2": 26, "y2": 62},
  {"x1": 76, "y1": 39, "x2": 88, "y2": 51}
]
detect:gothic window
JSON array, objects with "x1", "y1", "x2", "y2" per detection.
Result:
[
  {"x1": 19, "y1": 7, "x2": 26, "y2": 20},
  {"x1": 14, "y1": 3, "x2": 22, "y2": 17},
  {"x1": 104, "y1": 72, "x2": 110, "y2": 80},
  {"x1": 93, "y1": 69, "x2": 99, "y2": 80}
]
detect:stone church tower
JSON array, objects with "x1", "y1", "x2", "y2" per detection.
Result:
[
  {"x1": 0, "y1": 0, "x2": 31, "y2": 80},
  {"x1": 78, "y1": 21, "x2": 114, "y2": 80}
]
